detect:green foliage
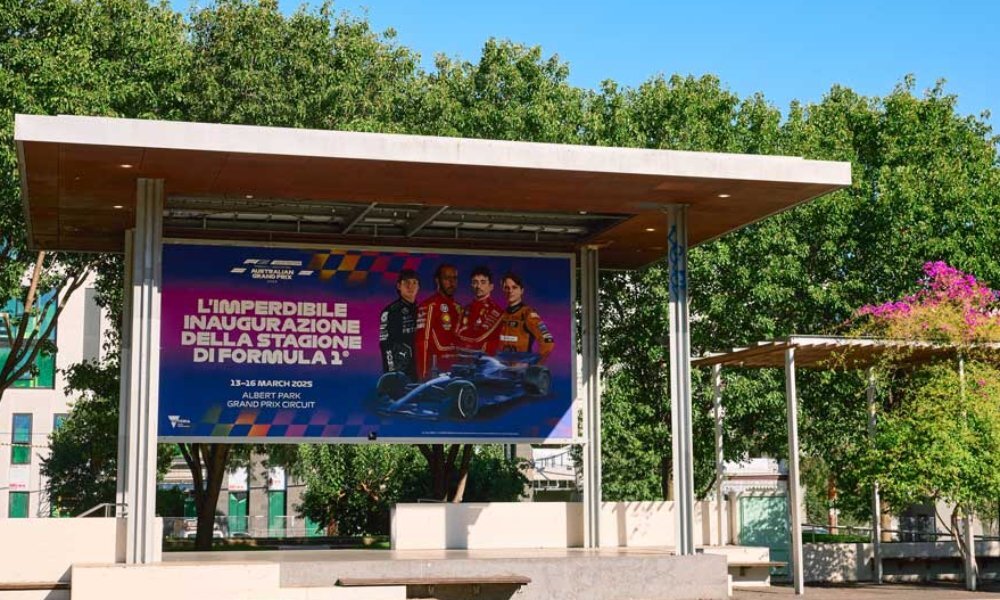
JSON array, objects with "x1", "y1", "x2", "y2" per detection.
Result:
[
  {"x1": 296, "y1": 444, "x2": 526, "y2": 535},
  {"x1": 296, "y1": 444, "x2": 425, "y2": 536},
  {"x1": 42, "y1": 358, "x2": 174, "y2": 515},
  {"x1": 461, "y1": 446, "x2": 528, "y2": 502},
  {"x1": 864, "y1": 363, "x2": 1000, "y2": 518}
]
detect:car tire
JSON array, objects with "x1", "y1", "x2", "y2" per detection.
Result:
[
  {"x1": 524, "y1": 366, "x2": 551, "y2": 396},
  {"x1": 377, "y1": 371, "x2": 409, "y2": 400},
  {"x1": 446, "y1": 381, "x2": 479, "y2": 419}
]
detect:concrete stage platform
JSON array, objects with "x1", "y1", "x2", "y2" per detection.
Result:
[{"x1": 164, "y1": 547, "x2": 730, "y2": 599}]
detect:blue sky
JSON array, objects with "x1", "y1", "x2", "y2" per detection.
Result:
[{"x1": 175, "y1": 0, "x2": 998, "y2": 126}]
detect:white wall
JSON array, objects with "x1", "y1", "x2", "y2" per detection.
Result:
[
  {"x1": 1, "y1": 280, "x2": 104, "y2": 518},
  {"x1": 392, "y1": 500, "x2": 731, "y2": 550},
  {"x1": 0, "y1": 517, "x2": 125, "y2": 583}
]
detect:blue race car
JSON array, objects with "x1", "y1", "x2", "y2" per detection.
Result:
[{"x1": 376, "y1": 351, "x2": 551, "y2": 420}]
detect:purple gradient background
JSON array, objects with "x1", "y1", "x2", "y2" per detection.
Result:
[{"x1": 159, "y1": 243, "x2": 574, "y2": 441}]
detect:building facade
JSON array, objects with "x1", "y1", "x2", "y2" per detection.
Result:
[{"x1": 0, "y1": 282, "x2": 104, "y2": 518}]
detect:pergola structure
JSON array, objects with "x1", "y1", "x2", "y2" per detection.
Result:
[
  {"x1": 15, "y1": 115, "x2": 851, "y2": 579},
  {"x1": 693, "y1": 335, "x2": 993, "y2": 594}
]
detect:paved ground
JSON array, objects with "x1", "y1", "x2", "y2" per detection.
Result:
[{"x1": 735, "y1": 582, "x2": 1000, "y2": 599}]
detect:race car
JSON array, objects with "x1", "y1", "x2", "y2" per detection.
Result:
[{"x1": 375, "y1": 351, "x2": 552, "y2": 420}]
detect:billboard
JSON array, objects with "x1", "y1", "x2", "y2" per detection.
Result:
[{"x1": 158, "y1": 241, "x2": 574, "y2": 442}]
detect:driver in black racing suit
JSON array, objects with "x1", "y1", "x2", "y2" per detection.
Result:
[{"x1": 379, "y1": 269, "x2": 420, "y2": 380}]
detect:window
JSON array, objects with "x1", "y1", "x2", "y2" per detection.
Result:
[
  {"x1": 53, "y1": 414, "x2": 68, "y2": 431},
  {"x1": 8, "y1": 492, "x2": 29, "y2": 518},
  {"x1": 11, "y1": 413, "x2": 32, "y2": 465},
  {"x1": 1, "y1": 296, "x2": 57, "y2": 389}
]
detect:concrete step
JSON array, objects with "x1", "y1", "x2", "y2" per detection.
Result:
[{"x1": 280, "y1": 585, "x2": 405, "y2": 600}]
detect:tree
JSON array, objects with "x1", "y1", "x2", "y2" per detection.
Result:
[
  {"x1": 43, "y1": 358, "x2": 175, "y2": 515},
  {"x1": 0, "y1": 0, "x2": 190, "y2": 401},
  {"x1": 296, "y1": 444, "x2": 527, "y2": 535},
  {"x1": 0, "y1": 253, "x2": 90, "y2": 402},
  {"x1": 851, "y1": 261, "x2": 1000, "y2": 568},
  {"x1": 296, "y1": 444, "x2": 425, "y2": 535}
]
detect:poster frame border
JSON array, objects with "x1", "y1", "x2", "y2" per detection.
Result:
[{"x1": 158, "y1": 237, "x2": 580, "y2": 445}]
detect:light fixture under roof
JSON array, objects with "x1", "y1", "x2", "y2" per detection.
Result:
[
  {"x1": 245, "y1": 194, "x2": 254, "y2": 199},
  {"x1": 119, "y1": 163, "x2": 133, "y2": 169},
  {"x1": 718, "y1": 193, "x2": 731, "y2": 198},
  {"x1": 645, "y1": 227, "x2": 656, "y2": 232},
  {"x1": 112, "y1": 205, "x2": 124, "y2": 209}
]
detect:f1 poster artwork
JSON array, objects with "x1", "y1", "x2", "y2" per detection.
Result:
[{"x1": 158, "y1": 242, "x2": 574, "y2": 442}]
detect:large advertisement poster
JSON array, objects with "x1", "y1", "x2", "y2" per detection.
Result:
[{"x1": 158, "y1": 242, "x2": 574, "y2": 442}]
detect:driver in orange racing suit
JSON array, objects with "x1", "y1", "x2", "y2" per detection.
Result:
[
  {"x1": 499, "y1": 272, "x2": 554, "y2": 362},
  {"x1": 455, "y1": 265, "x2": 503, "y2": 355},
  {"x1": 414, "y1": 264, "x2": 463, "y2": 379}
]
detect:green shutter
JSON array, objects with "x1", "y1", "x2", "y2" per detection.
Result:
[
  {"x1": 267, "y1": 491, "x2": 285, "y2": 537},
  {"x1": 228, "y1": 492, "x2": 248, "y2": 535},
  {"x1": 8, "y1": 492, "x2": 29, "y2": 518},
  {"x1": 305, "y1": 517, "x2": 324, "y2": 537}
]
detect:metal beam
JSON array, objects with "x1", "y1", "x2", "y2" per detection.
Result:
[
  {"x1": 580, "y1": 246, "x2": 602, "y2": 548},
  {"x1": 713, "y1": 364, "x2": 725, "y2": 546},
  {"x1": 785, "y1": 346, "x2": 804, "y2": 594},
  {"x1": 405, "y1": 205, "x2": 449, "y2": 237},
  {"x1": 867, "y1": 368, "x2": 882, "y2": 584},
  {"x1": 341, "y1": 202, "x2": 377, "y2": 234},
  {"x1": 122, "y1": 179, "x2": 164, "y2": 564},
  {"x1": 667, "y1": 205, "x2": 695, "y2": 556}
]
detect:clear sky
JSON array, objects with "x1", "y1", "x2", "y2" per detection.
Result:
[{"x1": 176, "y1": 0, "x2": 998, "y2": 126}]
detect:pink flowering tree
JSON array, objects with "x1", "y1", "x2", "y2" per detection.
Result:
[
  {"x1": 852, "y1": 262, "x2": 1000, "y2": 572},
  {"x1": 854, "y1": 261, "x2": 1000, "y2": 345}
]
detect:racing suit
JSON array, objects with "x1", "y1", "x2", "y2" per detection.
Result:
[
  {"x1": 499, "y1": 303, "x2": 555, "y2": 361},
  {"x1": 456, "y1": 296, "x2": 503, "y2": 355},
  {"x1": 414, "y1": 291, "x2": 463, "y2": 379},
  {"x1": 379, "y1": 297, "x2": 418, "y2": 379}
]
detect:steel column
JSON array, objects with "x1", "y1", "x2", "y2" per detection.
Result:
[
  {"x1": 965, "y1": 513, "x2": 977, "y2": 591},
  {"x1": 712, "y1": 364, "x2": 725, "y2": 546},
  {"x1": 785, "y1": 347, "x2": 804, "y2": 594},
  {"x1": 115, "y1": 231, "x2": 135, "y2": 516},
  {"x1": 666, "y1": 205, "x2": 695, "y2": 556},
  {"x1": 580, "y1": 246, "x2": 602, "y2": 548},
  {"x1": 121, "y1": 179, "x2": 164, "y2": 564},
  {"x1": 867, "y1": 368, "x2": 882, "y2": 584}
]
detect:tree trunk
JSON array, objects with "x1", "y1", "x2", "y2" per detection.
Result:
[
  {"x1": 661, "y1": 454, "x2": 673, "y2": 500},
  {"x1": 419, "y1": 443, "x2": 474, "y2": 502},
  {"x1": 450, "y1": 445, "x2": 473, "y2": 502},
  {"x1": 827, "y1": 475, "x2": 838, "y2": 534},
  {"x1": 880, "y1": 499, "x2": 892, "y2": 543}
]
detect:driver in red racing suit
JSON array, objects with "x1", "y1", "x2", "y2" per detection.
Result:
[
  {"x1": 414, "y1": 264, "x2": 463, "y2": 379},
  {"x1": 499, "y1": 272, "x2": 554, "y2": 362},
  {"x1": 455, "y1": 265, "x2": 503, "y2": 355}
]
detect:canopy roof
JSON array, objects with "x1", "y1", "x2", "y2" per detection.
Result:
[
  {"x1": 692, "y1": 335, "x2": 998, "y2": 370},
  {"x1": 15, "y1": 114, "x2": 851, "y2": 268}
]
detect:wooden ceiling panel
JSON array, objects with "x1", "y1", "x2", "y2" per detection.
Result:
[{"x1": 16, "y1": 116, "x2": 850, "y2": 267}]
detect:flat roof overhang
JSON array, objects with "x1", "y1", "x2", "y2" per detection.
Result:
[
  {"x1": 692, "y1": 335, "x2": 1000, "y2": 370},
  {"x1": 15, "y1": 114, "x2": 851, "y2": 269}
]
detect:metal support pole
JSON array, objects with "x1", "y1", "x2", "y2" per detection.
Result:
[
  {"x1": 785, "y1": 346, "x2": 805, "y2": 595},
  {"x1": 712, "y1": 364, "x2": 725, "y2": 546},
  {"x1": 580, "y1": 246, "x2": 601, "y2": 548},
  {"x1": 959, "y1": 355, "x2": 977, "y2": 591},
  {"x1": 121, "y1": 179, "x2": 164, "y2": 564},
  {"x1": 667, "y1": 205, "x2": 695, "y2": 556},
  {"x1": 866, "y1": 368, "x2": 882, "y2": 584},
  {"x1": 115, "y1": 231, "x2": 135, "y2": 516},
  {"x1": 964, "y1": 512, "x2": 977, "y2": 591}
]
